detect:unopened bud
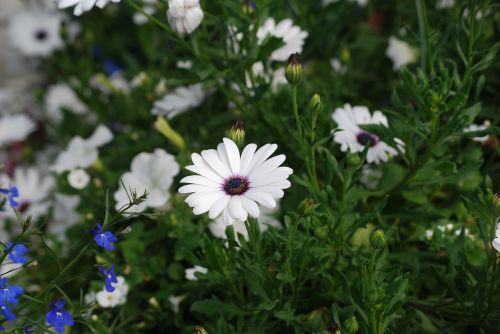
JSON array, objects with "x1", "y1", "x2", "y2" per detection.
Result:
[
  {"x1": 346, "y1": 153, "x2": 361, "y2": 167},
  {"x1": 344, "y1": 316, "x2": 359, "y2": 334},
  {"x1": 154, "y1": 116, "x2": 186, "y2": 151},
  {"x1": 314, "y1": 227, "x2": 328, "y2": 240},
  {"x1": 310, "y1": 94, "x2": 322, "y2": 112},
  {"x1": 91, "y1": 314, "x2": 99, "y2": 321},
  {"x1": 148, "y1": 297, "x2": 160, "y2": 310},
  {"x1": 229, "y1": 119, "x2": 245, "y2": 147},
  {"x1": 194, "y1": 326, "x2": 208, "y2": 334},
  {"x1": 299, "y1": 198, "x2": 316, "y2": 215},
  {"x1": 285, "y1": 53, "x2": 302, "y2": 85},
  {"x1": 370, "y1": 229, "x2": 386, "y2": 249}
]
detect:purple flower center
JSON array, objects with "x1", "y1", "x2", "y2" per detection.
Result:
[
  {"x1": 34, "y1": 30, "x2": 48, "y2": 41},
  {"x1": 17, "y1": 201, "x2": 30, "y2": 213},
  {"x1": 223, "y1": 176, "x2": 249, "y2": 196},
  {"x1": 356, "y1": 131, "x2": 379, "y2": 147}
]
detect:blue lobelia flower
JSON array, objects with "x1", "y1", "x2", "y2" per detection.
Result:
[
  {"x1": 45, "y1": 299, "x2": 74, "y2": 334},
  {"x1": 89, "y1": 224, "x2": 117, "y2": 251},
  {"x1": 98, "y1": 263, "x2": 118, "y2": 292},
  {"x1": 0, "y1": 277, "x2": 24, "y2": 306},
  {"x1": 6, "y1": 242, "x2": 28, "y2": 264},
  {"x1": 1, "y1": 304, "x2": 15, "y2": 321},
  {"x1": 0, "y1": 185, "x2": 19, "y2": 209}
]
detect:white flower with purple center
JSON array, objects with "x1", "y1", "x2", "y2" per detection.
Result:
[
  {"x1": 179, "y1": 138, "x2": 293, "y2": 225},
  {"x1": 332, "y1": 104, "x2": 404, "y2": 164},
  {"x1": 7, "y1": 10, "x2": 64, "y2": 57}
]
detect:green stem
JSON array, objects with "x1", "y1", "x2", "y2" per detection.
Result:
[
  {"x1": 291, "y1": 85, "x2": 302, "y2": 142},
  {"x1": 416, "y1": 0, "x2": 434, "y2": 75}
]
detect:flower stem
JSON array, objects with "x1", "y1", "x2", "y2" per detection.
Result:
[
  {"x1": 291, "y1": 85, "x2": 302, "y2": 142},
  {"x1": 416, "y1": 0, "x2": 434, "y2": 75}
]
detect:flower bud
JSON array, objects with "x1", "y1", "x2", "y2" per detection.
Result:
[
  {"x1": 154, "y1": 116, "x2": 186, "y2": 151},
  {"x1": 285, "y1": 53, "x2": 302, "y2": 85},
  {"x1": 344, "y1": 316, "x2": 359, "y2": 334},
  {"x1": 148, "y1": 297, "x2": 161, "y2": 310},
  {"x1": 346, "y1": 153, "x2": 361, "y2": 167},
  {"x1": 299, "y1": 198, "x2": 316, "y2": 215},
  {"x1": 370, "y1": 229, "x2": 386, "y2": 249},
  {"x1": 310, "y1": 94, "x2": 322, "y2": 112},
  {"x1": 314, "y1": 227, "x2": 328, "y2": 240},
  {"x1": 229, "y1": 119, "x2": 245, "y2": 147},
  {"x1": 194, "y1": 326, "x2": 208, "y2": 334}
]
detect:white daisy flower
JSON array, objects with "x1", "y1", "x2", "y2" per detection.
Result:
[
  {"x1": 332, "y1": 104, "x2": 404, "y2": 164},
  {"x1": 209, "y1": 205, "x2": 282, "y2": 244},
  {"x1": 152, "y1": 84, "x2": 207, "y2": 119},
  {"x1": 256, "y1": 18, "x2": 308, "y2": 62},
  {"x1": 179, "y1": 138, "x2": 293, "y2": 225},
  {"x1": 57, "y1": 0, "x2": 121, "y2": 16},
  {"x1": 492, "y1": 224, "x2": 500, "y2": 252},
  {"x1": 47, "y1": 193, "x2": 81, "y2": 242},
  {"x1": 52, "y1": 125, "x2": 113, "y2": 173},
  {"x1": 114, "y1": 149, "x2": 180, "y2": 213},
  {"x1": 385, "y1": 36, "x2": 419, "y2": 70},
  {"x1": 67, "y1": 169, "x2": 90, "y2": 189},
  {"x1": 96, "y1": 276, "x2": 129, "y2": 308},
  {"x1": 463, "y1": 121, "x2": 490, "y2": 143},
  {"x1": 167, "y1": 0, "x2": 204, "y2": 35},
  {"x1": 0, "y1": 114, "x2": 36, "y2": 147},
  {"x1": 7, "y1": 10, "x2": 64, "y2": 57},
  {"x1": 184, "y1": 265, "x2": 208, "y2": 281},
  {"x1": 45, "y1": 83, "x2": 87, "y2": 123},
  {"x1": 0, "y1": 167, "x2": 55, "y2": 222}
]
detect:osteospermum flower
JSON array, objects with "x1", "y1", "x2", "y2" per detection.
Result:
[
  {"x1": 0, "y1": 114, "x2": 36, "y2": 147},
  {"x1": 256, "y1": 18, "x2": 308, "y2": 61},
  {"x1": 7, "y1": 10, "x2": 64, "y2": 57},
  {"x1": 95, "y1": 276, "x2": 129, "y2": 308},
  {"x1": 45, "y1": 300, "x2": 73, "y2": 334},
  {"x1": 385, "y1": 36, "x2": 418, "y2": 70},
  {"x1": 179, "y1": 138, "x2": 293, "y2": 225},
  {"x1": 152, "y1": 84, "x2": 207, "y2": 119},
  {"x1": 57, "y1": 0, "x2": 121, "y2": 16},
  {"x1": 167, "y1": 0, "x2": 204, "y2": 35},
  {"x1": 332, "y1": 104, "x2": 404, "y2": 164},
  {"x1": 44, "y1": 83, "x2": 88, "y2": 123},
  {"x1": 492, "y1": 224, "x2": 500, "y2": 252}
]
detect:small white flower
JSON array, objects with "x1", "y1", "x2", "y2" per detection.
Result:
[
  {"x1": 492, "y1": 225, "x2": 500, "y2": 252},
  {"x1": 52, "y1": 125, "x2": 113, "y2": 173},
  {"x1": 463, "y1": 121, "x2": 490, "y2": 143},
  {"x1": 7, "y1": 10, "x2": 64, "y2": 57},
  {"x1": 184, "y1": 265, "x2": 208, "y2": 280},
  {"x1": 0, "y1": 114, "x2": 36, "y2": 147},
  {"x1": 47, "y1": 193, "x2": 81, "y2": 242},
  {"x1": 322, "y1": 0, "x2": 368, "y2": 6},
  {"x1": 133, "y1": 5, "x2": 156, "y2": 25},
  {"x1": 246, "y1": 62, "x2": 287, "y2": 91},
  {"x1": 425, "y1": 229, "x2": 434, "y2": 239},
  {"x1": 0, "y1": 167, "x2": 55, "y2": 222},
  {"x1": 114, "y1": 149, "x2": 180, "y2": 213},
  {"x1": 332, "y1": 104, "x2": 404, "y2": 164},
  {"x1": 385, "y1": 36, "x2": 418, "y2": 70},
  {"x1": 256, "y1": 18, "x2": 308, "y2": 62},
  {"x1": 330, "y1": 58, "x2": 347, "y2": 74},
  {"x1": 57, "y1": 0, "x2": 121, "y2": 16},
  {"x1": 209, "y1": 205, "x2": 282, "y2": 244},
  {"x1": 152, "y1": 84, "x2": 207, "y2": 119},
  {"x1": 67, "y1": 169, "x2": 90, "y2": 190},
  {"x1": 96, "y1": 276, "x2": 129, "y2": 308},
  {"x1": 360, "y1": 165, "x2": 383, "y2": 190},
  {"x1": 167, "y1": 0, "x2": 204, "y2": 35},
  {"x1": 179, "y1": 138, "x2": 293, "y2": 225},
  {"x1": 168, "y1": 295, "x2": 184, "y2": 313},
  {"x1": 176, "y1": 60, "x2": 193, "y2": 69},
  {"x1": 437, "y1": 0, "x2": 455, "y2": 9},
  {"x1": 130, "y1": 72, "x2": 148, "y2": 87},
  {"x1": 45, "y1": 83, "x2": 87, "y2": 123}
]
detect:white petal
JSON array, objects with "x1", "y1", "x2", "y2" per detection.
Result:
[
  {"x1": 179, "y1": 184, "x2": 219, "y2": 194},
  {"x1": 208, "y1": 196, "x2": 230, "y2": 219},
  {"x1": 228, "y1": 197, "x2": 247, "y2": 221},
  {"x1": 241, "y1": 196, "x2": 260, "y2": 218},
  {"x1": 180, "y1": 175, "x2": 220, "y2": 187},
  {"x1": 223, "y1": 138, "x2": 241, "y2": 175},
  {"x1": 245, "y1": 190, "x2": 276, "y2": 209},
  {"x1": 201, "y1": 149, "x2": 232, "y2": 179},
  {"x1": 240, "y1": 143, "x2": 257, "y2": 175}
]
